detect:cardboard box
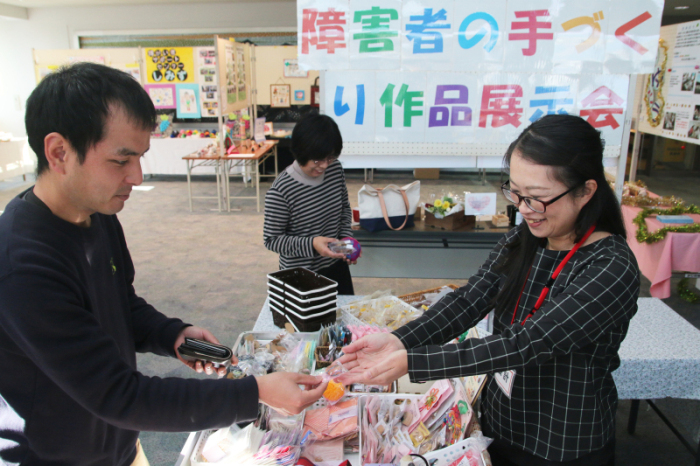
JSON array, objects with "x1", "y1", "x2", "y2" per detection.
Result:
[
  {"x1": 424, "y1": 210, "x2": 476, "y2": 230},
  {"x1": 414, "y1": 168, "x2": 440, "y2": 179}
]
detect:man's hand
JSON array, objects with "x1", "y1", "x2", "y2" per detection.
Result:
[
  {"x1": 174, "y1": 326, "x2": 237, "y2": 377},
  {"x1": 336, "y1": 333, "x2": 408, "y2": 386},
  {"x1": 255, "y1": 372, "x2": 327, "y2": 415},
  {"x1": 312, "y1": 237, "x2": 346, "y2": 260}
]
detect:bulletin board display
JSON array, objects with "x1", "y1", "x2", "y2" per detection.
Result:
[
  {"x1": 216, "y1": 37, "x2": 252, "y2": 113},
  {"x1": 143, "y1": 47, "x2": 195, "y2": 84},
  {"x1": 195, "y1": 46, "x2": 220, "y2": 117},
  {"x1": 33, "y1": 48, "x2": 143, "y2": 84},
  {"x1": 638, "y1": 20, "x2": 700, "y2": 144},
  {"x1": 254, "y1": 46, "x2": 319, "y2": 106}
]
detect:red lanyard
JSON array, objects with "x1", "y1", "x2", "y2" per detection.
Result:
[{"x1": 510, "y1": 224, "x2": 597, "y2": 326}]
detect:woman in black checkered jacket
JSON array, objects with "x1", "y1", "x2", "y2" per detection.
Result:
[{"x1": 339, "y1": 114, "x2": 640, "y2": 466}]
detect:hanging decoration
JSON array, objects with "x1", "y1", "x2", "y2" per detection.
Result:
[
  {"x1": 643, "y1": 39, "x2": 668, "y2": 128},
  {"x1": 632, "y1": 204, "x2": 700, "y2": 244}
]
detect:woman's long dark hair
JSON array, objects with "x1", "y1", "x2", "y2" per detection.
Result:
[{"x1": 492, "y1": 114, "x2": 626, "y2": 320}]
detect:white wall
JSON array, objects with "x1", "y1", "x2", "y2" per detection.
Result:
[{"x1": 0, "y1": 1, "x2": 296, "y2": 137}]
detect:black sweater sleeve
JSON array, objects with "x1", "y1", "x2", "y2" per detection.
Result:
[{"x1": 0, "y1": 269, "x2": 259, "y2": 432}]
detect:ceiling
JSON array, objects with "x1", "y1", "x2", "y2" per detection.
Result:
[{"x1": 0, "y1": 0, "x2": 697, "y2": 24}]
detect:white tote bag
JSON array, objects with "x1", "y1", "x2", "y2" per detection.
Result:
[{"x1": 357, "y1": 181, "x2": 420, "y2": 232}]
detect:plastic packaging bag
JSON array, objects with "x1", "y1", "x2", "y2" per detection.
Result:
[{"x1": 319, "y1": 361, "x2": 348, "y2": 405}]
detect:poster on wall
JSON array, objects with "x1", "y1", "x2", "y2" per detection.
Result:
[
  {"x1": 284, "y1": 59, "x2": 308, "y2": 78},
  {"x1": 144, "y1": 84, "x2": 176, "y2": 109},
  {"x1": 145, "y1": 47, "x2": 195, "y2": 84},
  {"x1": 176, "y1": 83, "x2": 201, "y2": 118},
  {"x1": 216, "y1": 38, "x2": 250, "y2": 113},
  {"x1": 115, "y1": 63, "x2": 142, "y2": 82},
  {"x1": 196, "y1": 47, "x2": 218, "y2": 116},
  {"x1": 666, "y1": 20, "x2": 700, "y2": 141},
  {"x1": 236, "y1": 44, "x2": 247, "y2": 101},
  {"x1": 271, "y1": 84, "x2": 291, "y2": 107},
  {"x1": 224, "y1": 42, "x2": 238, "y2": 105}
]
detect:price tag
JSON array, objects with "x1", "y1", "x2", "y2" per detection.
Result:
[{"x1": 328, "y1": 405, "x2": 358, "y2": 425}]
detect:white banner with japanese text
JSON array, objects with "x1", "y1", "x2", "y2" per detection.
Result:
[
  {"x1": 325, "y1": 71, "x2": 629, "y2": 145},
  {"x1": 299, "y1": 0, "x2": 663, "y2": 74}
]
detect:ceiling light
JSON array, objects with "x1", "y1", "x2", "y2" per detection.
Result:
[{"x1": 675, "y1": 5, "x2": 690, "y2": 9}]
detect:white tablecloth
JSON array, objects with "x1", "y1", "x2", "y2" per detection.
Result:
[
  {"x1": 255, "y1": 296, "x2": 700, "y2": 401},
  {"x1": 141, "y1": 138, "x2": 215, "y2": 175}
]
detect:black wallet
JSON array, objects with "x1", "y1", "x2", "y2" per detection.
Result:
[{"x1": 177, "y1": 338, "x2": 233, "y2": 368}]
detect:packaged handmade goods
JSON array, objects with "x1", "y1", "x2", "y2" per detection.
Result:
[
  {"x1": 341, "y1": 291, "x2": 422, "y2": 331},
  {"x1": 228, "y1": 330, "x2": 317, "y2": 379},
  {"x1": 359, "y1": 379, "x2": 491, "y2": 465}
]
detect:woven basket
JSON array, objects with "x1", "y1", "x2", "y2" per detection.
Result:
[{"x1": 398, "y1": 284, "x2": 459, "y2": 305}]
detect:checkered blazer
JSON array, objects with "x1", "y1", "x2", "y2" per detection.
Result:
[{"x1": 393, "y1": 226, "x2": 640, "y2": 461}]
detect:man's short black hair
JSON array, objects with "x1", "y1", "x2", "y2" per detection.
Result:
[
  {"x1": 290, "y1": 113, "x2": 343, "y2": 166},
  {"x1": 25, "y1": 62, "x2": 156, "y2": 175}
]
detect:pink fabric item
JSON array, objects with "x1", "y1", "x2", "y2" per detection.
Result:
[
  {"x1": 303, "y1": 399, "x2": 358, "y2": 441},
  {"x1": 622, "y1": 205, "x2": 700, "y2": 298}
]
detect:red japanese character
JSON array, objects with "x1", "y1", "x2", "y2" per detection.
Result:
[
  {"x1": 581, "y1": 86, "x2": 624, "y2": 107},
  {"x1": 615, "y1": 11, "x2": 652, "y2": 55},
  {"x1": 579, "y1": 108, "x2": 623, "y2": 129},
  {"x1": 508, "y1": 10, "x2": 554, "y2": 56},
  {"x1": 479, "y1": 85, "x2": 523, "y2": 128},
  {"x1": 580, "y1": 86, "x2": 624, "y2": 129},
  {"x1": 302, "y1": 8, "x2": 347, "y2": 55}
]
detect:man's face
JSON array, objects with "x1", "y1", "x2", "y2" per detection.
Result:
[{"x1": 64, "y1": 107, "x2": 150, "y2": 217}]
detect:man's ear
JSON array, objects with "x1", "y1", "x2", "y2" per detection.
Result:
[{"x1": 44, "y1": 133, "x2": 71, "y2": 175}]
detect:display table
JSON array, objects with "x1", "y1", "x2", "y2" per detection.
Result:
[
  {"x1": 181, "y1": 141, "x2": 278, "y2": 213},
  {"x1": 622, "y1": 205, "x2": 700, "y2": 299},
  {"x1": 351, "y1": 221, "x2": 510, "y2": 279},
  {"x1": 177, "y1": 296, "x2": 700, "y2": 465},
  {"x1": 143, "y1": 138, "x2": 215, "y2": 176},
  {"x1": 221, "y1": 140, "x2": 278, "y2": 212},
  {"x1": 182, "y1": 154, "x2": 224, "y2": 212}
]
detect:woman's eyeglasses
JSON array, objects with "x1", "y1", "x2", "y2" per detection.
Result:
[
  {"x1": 312, "y1": 156, "x2": 338, "y2": 165},
  {"x1": 501, "y1": 181, "x2": 578, "y2": 213}
]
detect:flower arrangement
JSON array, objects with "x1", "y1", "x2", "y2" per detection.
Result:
[{"x1": 425, "y1": 195, "x2": 456, "y2": 218}]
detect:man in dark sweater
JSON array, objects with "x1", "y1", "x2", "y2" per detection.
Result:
[{"x1": 0, "y1": 63, "x2": 326, "y2": 465}]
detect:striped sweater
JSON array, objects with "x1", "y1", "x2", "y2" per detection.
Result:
[{"x1": 263, "y1": 160, "x2": 353, "y2": 271}]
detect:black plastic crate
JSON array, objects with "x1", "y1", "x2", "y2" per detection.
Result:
[
  {"x1": 268, "y1": 282, "x2": 338, "y2": 308},
  {"x1": 267, "y1": 267, "x2": 337, "y2": 301},
  {"x1": 269, "y1": 299, "x2": 336, "y2": 332},
  {"x1": 268, "y1": 290, "x2": 337, "y2": 317}
]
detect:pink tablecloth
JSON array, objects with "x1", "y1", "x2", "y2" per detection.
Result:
[{"x1": 622, "y1": 205, "x2": 700, "y2": 298}]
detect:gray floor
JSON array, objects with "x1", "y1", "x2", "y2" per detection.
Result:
[{"x1": 1, "y1": 168, "x2": 698, "y2": 466}]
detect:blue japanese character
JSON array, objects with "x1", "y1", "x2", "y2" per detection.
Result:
[
  {"x1": 334, "y1": 85, "x2": 365, "y2": 125},
  {"x1": 458, "y1": 12, "x2": 499, "y2": 52},
  {"x1": 529, "y1": 86, "x2": 573, "y2": 122},
  {"x1": 406, "y1": 8, "x2": 450, "y2": 54}
]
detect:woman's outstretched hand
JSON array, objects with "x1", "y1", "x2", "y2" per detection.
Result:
[{"x1": 336, "y1": 333, "x2": 409, "y2": 386}]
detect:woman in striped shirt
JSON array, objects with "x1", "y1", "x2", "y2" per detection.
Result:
[{"x1": 263, "y1": 113, "x2": 357, "y2": 294}]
